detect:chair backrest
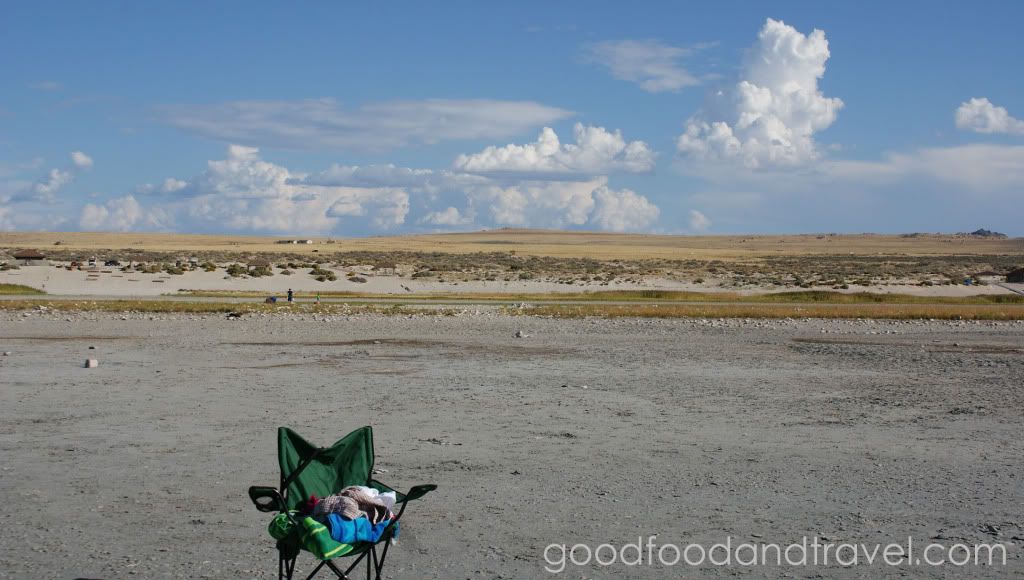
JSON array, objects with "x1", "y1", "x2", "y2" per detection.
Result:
[{"x1": 277, "y1": 426, "x2": 375, "y2": 510}]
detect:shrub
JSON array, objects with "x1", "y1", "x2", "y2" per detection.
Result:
[
  {"x1": 202, "y1": 262, "x2": 217, "y2": 272},
  {"x1": 226, "y1": 263, "x2": 247, "y2": 277},
  {"x1": 250, "y1": 266, "x2": 274, "y2": 277},
  {"x1": 350, "y1": 276, "x2": 367, "y2": 283}
]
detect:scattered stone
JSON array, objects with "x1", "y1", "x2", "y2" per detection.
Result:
[
  {"x1": 419, "y1": 437, "x2": 461, "y2": 446},
  {"x1": 225, "y1": 312, "x2": 242, "y2": 319},
  {"x1": 514, "y1": 330, "x2": 530, "y2": 338},
  {"x1": 84, "y1": 359, "x2": 99, "y2": 368},
  {"x1": 88, "y1": 346, "x2": 96, "y2": 350},
  {"x1": 3, "y1": 351, "x2": 11, "y2": 356}
]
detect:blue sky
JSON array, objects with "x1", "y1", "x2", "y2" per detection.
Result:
[{"x1": 2, "y1": 1, "x2": 1022, "y2": 235}]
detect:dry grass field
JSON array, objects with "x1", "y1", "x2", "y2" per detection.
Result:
[
  {"x1": 3, "y1": 230, "x2": 1022, "y2": 299},
  {"x1": 2, "y1": 229, "x2": 1022, "y2": 260}
]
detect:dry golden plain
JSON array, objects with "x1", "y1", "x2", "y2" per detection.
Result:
[{"x1": 1, "y1": 229, "x2": 1022, "y2": 260}]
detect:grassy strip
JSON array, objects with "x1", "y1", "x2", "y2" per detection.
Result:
[
  {"x1": 0, "y1": 299, "x2": 412, "y2": 315},
  {"x1": 514, "y1": 303, "x2": 1024, "y2": 320},
  {"x1": 175, "y1": 288, "x2": 1024, "y2": 305},
  {"x1": 0, "y1": 283, "x2": 45, "y2": 295},
  {"x1": 3, "y1": 298, "x2": 1022, "y2": 320}
]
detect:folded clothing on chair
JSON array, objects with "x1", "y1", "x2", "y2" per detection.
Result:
[
  {"x1": 268, "y1": 512, "x2": 355, "y2": 560},
  {"x1": 325, "y1": 513, "x2": 397, "y2": 544}
]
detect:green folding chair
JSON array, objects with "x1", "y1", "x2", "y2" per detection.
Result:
[{"x1": 248, "y1": 426, "x2": 436, "y2": 579}]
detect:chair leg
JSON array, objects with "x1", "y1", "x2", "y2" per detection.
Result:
[
  {"x1": 324, "y1": 559, "x2": 350, "y2": 579},
  {"x1": 280, "y1": 550, "x2": 298, "y2": 580},
  {"x1": 373, "y1": 542, "x2": 391, "y2": 580},
  {"x1": 335, "y1": 550, "x2": 373, "y2": 579}
]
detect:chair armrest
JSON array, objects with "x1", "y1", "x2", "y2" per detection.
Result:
[
  {"x1": 367, "y1": 479, "x2": 436, "y2": 503},
  {"x1": 404, "y1": 484, "x2": 437, "y2": 502},
  {"x1": 249, "y1": 486, "x2": 286, "y2": 513}
]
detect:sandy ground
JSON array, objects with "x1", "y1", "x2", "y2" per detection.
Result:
[
  {"x1": 4, "y1": 265, "x2": 1020, "y2": 297},
  {"x1": 0, "y1": 312, "x2": 1021, "y2": 579}
]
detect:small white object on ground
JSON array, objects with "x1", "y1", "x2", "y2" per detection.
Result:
[{"x1": 84, "y1": 359, "x2": 99, "y2": 368}]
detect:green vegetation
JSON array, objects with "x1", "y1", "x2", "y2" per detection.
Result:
[
  {"x1": 249, "y1": 265, "x2": 274, "y2": 277},
  {"x1": 0, "y1": 299, "x2": 412, "y2": 315},
  {"x1": 0, "y1": 283, "x2": 45, "y2": 295},
  {"x1": 1, "y1": 295, "x2": 1021, "y2": 320},
  {"x1": 513, "y1": 303, "x2": 1024, "y2": 321},
  {"x1": 174, "y1": 289, "x2": 1024, "y2": 306}
]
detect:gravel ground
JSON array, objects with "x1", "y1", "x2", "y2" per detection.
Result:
[{"x1": 1, "y1": 311, "x2": 1022, "y2": 579}]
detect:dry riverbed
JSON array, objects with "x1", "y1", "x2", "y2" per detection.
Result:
[{"x1": 1, "y1": 312, "x2": 1022, "y2": 578}]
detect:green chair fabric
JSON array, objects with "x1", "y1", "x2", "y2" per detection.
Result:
[
  {"x1": 278, "y1": 427, "x2": 374, "y2": 510},
  {"x1": 252, "y1": 425, "x2": 436, "y2": 579}
]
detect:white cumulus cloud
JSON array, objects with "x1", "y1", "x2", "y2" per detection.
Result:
[
  {"x1": 585, "y1": 40, "x2": 701, "y2": 92},
  {"x1": 160, "y1": 178, "x2": 187, "y2": 193},
  {"x1": 955, "y1": 97, "x2": 1024, "y2": 135},
  {"x1": 80, "y1": 195, "x2": 146, "y2": 231},
  {"x1": 454, "y1": 123, "x2": 655, "y2": 176},
  {"x1": 465, "y1": 177, "x2": 659, "y2": 232},
  {"x1": 677, "y1": 18, "x2": 843, "y2": 169},
  {"x1": 70, "y1": 151, "x2": 93, "y2": 169},
  {"x1": 419, "y1": 206, "x2": 473, "y2": 226},
  {"x1": 31, "y1": 168, "x2": 73, "y2": 200},
  {"x1": 590, "y1": 187, "x2": 661, "y2": 232},
  {"x1": 79, "y1": 145, "x2": 413, "y2": 234},
  {"x1": 688, "y1": 209, "x2": 711, "y2": 232}
]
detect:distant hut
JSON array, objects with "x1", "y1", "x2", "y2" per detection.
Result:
[
  {"x1": 12, "y1": 249, "x2": 46, "y2": 266},
  {"x1": 1007, "y1": 268, "x2": 1024, "y2": 284}
]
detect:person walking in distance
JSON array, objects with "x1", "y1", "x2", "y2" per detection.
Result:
[{"x1": 287, "y1": 288, "x2": 294, "y2": 303}]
